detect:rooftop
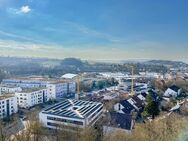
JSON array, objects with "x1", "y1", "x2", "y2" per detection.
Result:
[
  {"x1": 61, "y1": 73, "x2": 77, "y2": 79},
  {"x1": 169, "y1": 85, "x2": 180, "y2": 92},
  {"x1": 120, "y1": 100, "x2": 135, "y2": 114},
  {"x1": 0, "y1": 94, "x2": 15, "y2": 100},
  {"x1": 41, "y1": 99, "x2": 103, "y2": 119},
  {"x1": 109, "y1": 112, "x2": 133, "y2": 130},
  {"x1": 48, "y1": 80, "x2": 70, "y2": 84},
  {"x1": 0, "y1": 84, "x2": 21, "y2": 88},
  {"x1": 2, "y1": 77, "x2": 49, "y2": 81},
  {"x1": 19, "y1": 87, "x2": 46, "y2": 93}
]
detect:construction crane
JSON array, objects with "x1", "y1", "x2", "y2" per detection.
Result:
[{"x1": 131, "y1": 65, "x2": 134, "y2": 96}]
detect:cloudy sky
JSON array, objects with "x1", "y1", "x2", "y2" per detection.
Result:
[{"x1": 0, "y1": 0, "x2": 188, "y2": 61}]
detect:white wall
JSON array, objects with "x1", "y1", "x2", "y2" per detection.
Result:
[
  {"x1": 15, "y1": 89, "x2": 46, "y2": 108},
  {"x1": 164, "y1": 88, "x2": 178, "y2": 98},
  {"x1": 0, "y1": 96, "x2": 18, "y2": 119}
]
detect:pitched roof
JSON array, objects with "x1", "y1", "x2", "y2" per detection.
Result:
[
  {"x1": 132, "y1": 96, "x2": 144, "y2": 108},
  {"x1": 110, "y1": 112, "x2": 133, "y2": 130},
  {"x1": 141, "y1": 92, "x2": 147, "y2": 98},
  {"x1": 169, "y1": 85, "x2": 180, "y2": 92},
  {"x1": 120, "y1": 100, "x2": 135, "y2": 114},
  {"x1": 148, "y1": 89, "x2": 159, "y2": 101}
]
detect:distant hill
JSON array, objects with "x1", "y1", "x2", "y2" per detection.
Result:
[
  {"x1": 60, "y1": 58, "x2": 84, "y2": 68},
  {"x1": 0, "y1": 57, "x2": 61, "y2": 67},
  {"x1": 0, "y1": 57, "x2": 186, "y2": 77},
  {"x1": 145, "y1": 60, "x2": 188, "y2": 68}
]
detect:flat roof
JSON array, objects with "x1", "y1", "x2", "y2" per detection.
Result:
[
  {"x1": 0, "y1": 94, "x2": 15, "y2": 100},
  {"x1": 48, "y1": 80, "x2": 70, "y2": 84},
  {"x1": 2, "y1": 78, "x2": 72, "y2": 84},
  {"x1": 0, "y1": 84, "x2": 21, "y2": 88},
  {"x1": 41, "y1": 99, "x2": 103, "y2": 119},
  {"x1": 61, "y1": 73, "x2": 77, "y2": 79},
  {"x1": 19, "y1": 87, "x2": 46, "y2": 93}
]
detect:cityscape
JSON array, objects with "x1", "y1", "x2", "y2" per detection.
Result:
[{"x1": 0, "y1": 0, "x2": 188, "y2": 141}]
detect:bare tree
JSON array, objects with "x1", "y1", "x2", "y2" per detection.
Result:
[{"x1": 102, "y1": 114, "x2": 188, "y2": 141}]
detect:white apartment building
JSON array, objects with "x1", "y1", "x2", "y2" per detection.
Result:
[
  {"x1": 47, "y1": 81, "x2": 76, "y2": 100},
  {"x1": 0, "y1": 84, "x2": 22, "y2": 93},
  {"x1": 39, "y1": 99, "x2": 103, "y2": 130},
  {"x1": 67, "y1": 82, "x2": 76, "y2": 96},
  {"x1": 2, "y1": 78, "x2": 48, "y2": 88},
  {"x1": 15, "y1": 88, "x2": 47, "y2": 108},
  {"x1": 0, "y1": 94, "x2": 18, "y2": 119}
]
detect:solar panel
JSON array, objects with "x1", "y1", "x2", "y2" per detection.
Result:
[{"x1": 42, "y1": 99, "x2": 103, "y2": 119}]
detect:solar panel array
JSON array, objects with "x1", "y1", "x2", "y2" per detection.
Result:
[{"x1": 42, "y1": 99, "x2": 103, "y2": 119}]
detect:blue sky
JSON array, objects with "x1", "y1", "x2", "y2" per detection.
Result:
[{"x1": 0, "y1": 0, "x2": 188, "y2": 61}]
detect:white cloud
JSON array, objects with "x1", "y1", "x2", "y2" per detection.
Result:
[
  {"x1": 7, "y1": 5, "x2": 31, "y2": 15},
  {"x1": 20, "y1": 5, "x2": 31, "y2": 13}
]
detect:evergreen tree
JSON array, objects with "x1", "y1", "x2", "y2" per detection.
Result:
[{"x1": 143, "y1": 94, "x2": 160, "y2": 119}]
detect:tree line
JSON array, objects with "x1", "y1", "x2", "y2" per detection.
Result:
[{"x1": 1, "y1": 110, "x2": 188, "y2": 141}]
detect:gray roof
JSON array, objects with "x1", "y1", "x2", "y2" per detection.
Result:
[
  {"x1": 110, "y1": 112, "x2": 133, "y2": 130},
  {"x1": 169, "y1": 85, "x2": 180, "y2": 92},
  {"x1": 42, "y1": 99, "x2": 103, "y2": 119}
]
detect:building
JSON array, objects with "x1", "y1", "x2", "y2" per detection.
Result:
[
  {"x1": 15, "y1": 88, "x2": 47, "y2": 108},
  {"x1": 99, "y1": 72, "x2": 128, "y2": 80},
  {"x1": 2, "y1": 78, "x2": 48, "y2": 88},
  {"x1": 67, "y1": 82, "x2": 77, "y2": 96},
  {"x1": 47, "y1": 81, "x2": 76, "y2": 100},
  {"x1": 114, "y1": 100, "x2": 136, "y2": 114},
  {"x1": 2, "y1": 78, "x2": 76, "y2": 100},
  {"x1": 164, "y1": 85, "x2": 181, "y2": 98},
  {"x1": 103, "y1": 112, "x2": 134, "y2": 134},
  {"x1": 0, "y1": 84, "x2": 22, "y2": 94},
  {"x1": 39, "y1": 99, "x2": 103, "y2": 129},
  {"x1": 0, "y1": 94, "x2": 18, "y2": 119},
  {"x1": 114, "y1": 91, "x2": 148, "y2": 114},
  {"x1": 103, "y1": 92, "x2": 119, "y2": 101},
  {"x1": 61, "y1": 73, "x2": 77, "y2": 79}
]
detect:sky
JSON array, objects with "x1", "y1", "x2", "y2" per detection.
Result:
[{"x1": 0, "y1": 0, "x2": 188, "y2": 61}]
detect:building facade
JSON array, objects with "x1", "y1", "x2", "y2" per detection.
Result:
[
  {"x1": 0, "y1": 84, "x2": 22, "y2": 94},
  {"x1": 47, "y1": 82, "x2": 76, "y2": 100},
  {"x1": 164, "y1": 85, "x2": 181, "y2": 98},
  {"x1": 15, "y1": 88, "x2": 47, "y2": 108},
  {"x1": 39, "y1": 99, "x2": 103, "y2": 130},
  {"x1": 0, "y1": 95, "x2": 18, "y2": 119},
  {"x1": 2, "y1": 79, "x2": 48, "y2": 88}
]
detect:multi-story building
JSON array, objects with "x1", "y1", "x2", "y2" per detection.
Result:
[
  {"x1": 39, "y1": 99, "x2": 103, "y2": 130},
  {"x1": 15, "y1": 88, "x2": 47, "y2": 108},
  {"x1": 2, "y1": 78, "x2": 48, "y2": 88},
  {"x1": 0, "y1": 94, "x2": 18, "y2": 119},
  {"x1": 47, "y1": 81, "x2": 76, "y2": 100},
  {"x1": 2, "y1": 78, "x2": 76, "y2": 101},
  {"x1": 67, "y1": 82, "x2": 76, "y2": 96},
  {"x1": 0, "y1": 84, "x2": 22, "y2": 94}
]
